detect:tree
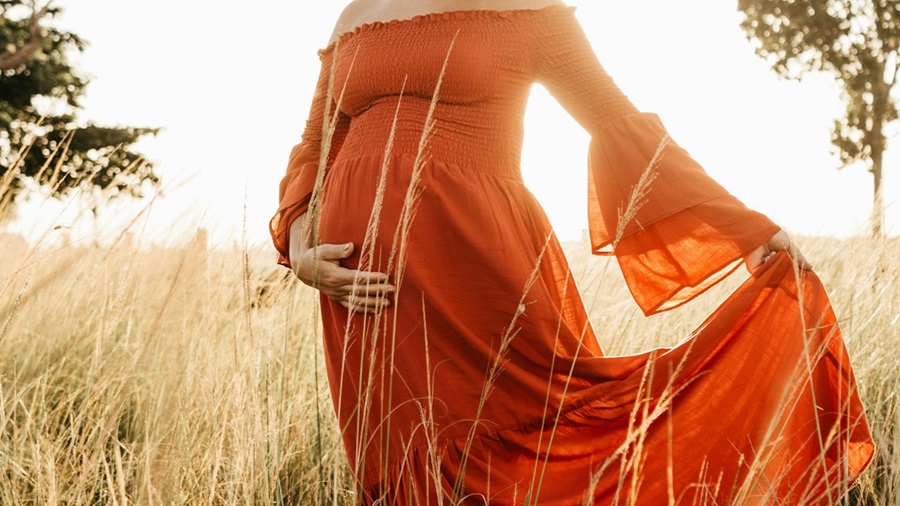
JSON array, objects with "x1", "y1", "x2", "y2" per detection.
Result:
[
  {"x1": 737, "y1": 0, "x2": 900, "y2": 236},
  {"x1": 0, "y1": 0, "x2": 159, "y2": 212}
]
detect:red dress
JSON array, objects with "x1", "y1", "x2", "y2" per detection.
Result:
[{"x1": 270, "y1": 6, "x2": 873, "y2": 504}]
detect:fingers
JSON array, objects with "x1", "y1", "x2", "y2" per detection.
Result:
[
  {"x1": 319, "y1": 280, "x2": 395, "y2": 314},
  {"x1": 334, "y1": 294, "x2": 394, "y2": 314},
  {"x1": 333, "y1": 282, "x2": 396, "y2": 297},
  {"x1": 765, "y1": 230, "x2": 792, "y2": 252},
  {"x1": 308, "y1": 259, "x2": 392, "y2": 290},
  {"x1": 314, "y1": 242, "x2": 355, "y2": 261},
  {"x1": 743, "y1": 244, "x2": 768, "y2": 274},
  {"x1": 293, "y1": 242, "x2": 396, "y2": 314},
  {"x1": 296, "y1": 243, "x2": 388, "y2": 286},
  {"x1": 317, "y1": 279, "x2": 395, "y2": 300},
  {"x1": 769, "y1": 230, "x2": 813, "y2": 270},
  {"x1": 746, "y1": 229, "x2": 815, "y2": 274},
  {"x1": 792, "y1": 249, "x2": 813, "y2": 271}
]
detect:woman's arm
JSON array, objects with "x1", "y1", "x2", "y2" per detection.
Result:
[
  {"x1": 526, "y1": 8, "x2": 810, "y2": 312},
  {"x1": 271, "y1": 24, "x2": 394, "y2": 314}
]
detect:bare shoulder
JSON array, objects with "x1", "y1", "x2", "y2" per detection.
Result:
[
  {"x1": 500, "y1": 0, "x2": 567, "y2": 9},
  {"x1": 479, "y1": 0, "x2": 566, "y2": 9},
  {"x1": 327, "y1": 0, "x2": 373, "y2": 46},
  {"x1": 325, "y1": 0, "x2": 568, "y2": 46}
]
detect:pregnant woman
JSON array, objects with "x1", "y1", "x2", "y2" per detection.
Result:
[{"x1": 270, "y1": 0, "x2": 874, "y2": 503}]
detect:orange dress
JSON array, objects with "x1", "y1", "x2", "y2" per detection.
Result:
[{"x1": 270, "y1": 6, "x2": 873, "y2": 505}]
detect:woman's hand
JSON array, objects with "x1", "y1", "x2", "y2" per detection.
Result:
[
  {"x1": 288, "y1": 214, "x2": 394, "y2": 314},
  {"x1": 291, "y1": 242, "x2": 395, "y2": 314},
  {"x1": 744, "y1": 229, "x2": 812, "y2": 273}
]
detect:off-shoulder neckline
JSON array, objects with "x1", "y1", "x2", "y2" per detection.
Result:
[{"x1": 319, "y1": 4, "x2": 575, "y2": 56}]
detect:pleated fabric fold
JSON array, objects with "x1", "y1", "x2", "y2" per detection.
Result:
[{"x1": 366, "y1": 253, "x2": 873, "y2": 505}]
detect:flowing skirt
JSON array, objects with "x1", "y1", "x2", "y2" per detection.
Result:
[{"x1": 313, "y1": 152, "x2": 873, "y2": 505}]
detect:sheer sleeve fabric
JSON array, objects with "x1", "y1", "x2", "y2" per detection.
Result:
[
  {"x1": 269, "y1": 49, "x2": 350, "y2": 268},
  {"x1": 530, "y1": 8, "x2": 780, "y2": 314}
]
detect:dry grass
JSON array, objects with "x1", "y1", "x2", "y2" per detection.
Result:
[
  {"x1": 2, "y1": 138, "x2": 897, "y2": 506},
  {"x1": 2, "y1": 131, "x2": 894, "y2": 505},
  {"x1": 0, "y1": 224, "x2": 895, "y2": 504},
  {"x1": 1, "y1": 40, "x2": 896, "y2": 504}
]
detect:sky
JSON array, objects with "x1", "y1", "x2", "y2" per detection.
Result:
[{"x1": 9, "y1": 0, "x2": 899, "y2": 250}]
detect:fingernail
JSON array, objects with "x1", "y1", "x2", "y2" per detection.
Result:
[{"x1": 344, "y1": 243, "x2": 352, "y2": 251}]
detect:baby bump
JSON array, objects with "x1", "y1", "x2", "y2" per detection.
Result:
[
  {"x1": 319, "y1": 152, "x2": 555, "y2": 283},
  {"x1": 317, "y1": 154, "x2": 418, "y2": 273}
]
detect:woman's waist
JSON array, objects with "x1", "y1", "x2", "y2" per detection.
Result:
[
  {"x1": 337, "y1": 104, "x2": 524, "y2": 177},
  {"x1": 331, "y1": 150, "x2": 525, "y2": 186}
]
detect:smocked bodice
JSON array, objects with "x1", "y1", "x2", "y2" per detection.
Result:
[{"x1": 318, "y1": 7, "x2": 638, "y2": 179}]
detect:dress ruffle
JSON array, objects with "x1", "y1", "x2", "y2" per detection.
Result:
[
  {"x1": 270, "y1": 143, "x2": 318, "y2": 267},
  {"x1": 587, "y1": 112, "x2": 781, "y2": 314}
]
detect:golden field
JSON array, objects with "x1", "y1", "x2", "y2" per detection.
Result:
[{"x1": 0, "y1": 229, "x2": 896, "y2": 504}]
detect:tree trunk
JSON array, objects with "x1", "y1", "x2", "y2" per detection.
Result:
[
  {"x1": 871, "y1": 79, "x2": 889, "y2": 237},
  {"x1": 871, "y1": 149, "x2": 883, "y2": 237}
]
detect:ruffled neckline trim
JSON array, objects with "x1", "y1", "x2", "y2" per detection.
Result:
[{"x1": 318, "y1": 4, "x2": 576, "y2": 57}]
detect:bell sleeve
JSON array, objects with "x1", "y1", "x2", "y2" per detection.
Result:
[
  {"x1": 530, "y1": 7, "x2": 780, "y2": 315},
  {"x1": 269, "y1": 48, "x2": 351, "y2": 269}
]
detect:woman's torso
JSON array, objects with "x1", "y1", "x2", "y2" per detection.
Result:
[{"x1": 322, "y1": 2, "x2": 572, "y2": 178}]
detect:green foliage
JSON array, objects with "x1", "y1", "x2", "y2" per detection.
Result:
[
  {"x1": 0, "y1": 0, "x2": 158, "y2": 206},
  {"x1": 737, "y1": 0, "x2": 900, "y2": 234}
]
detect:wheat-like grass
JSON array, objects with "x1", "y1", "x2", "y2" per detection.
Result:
[
  {"x1": 1, "y1": 41, "x2": 896, "y2": 506},
  {"x1": 0, "y1": 211, "x2": 895, "y2": 505}
]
